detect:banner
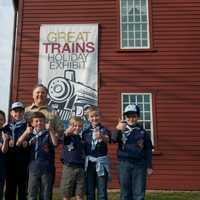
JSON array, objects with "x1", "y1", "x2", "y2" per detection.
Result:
[{"x1": 38, "y1": 24, "x2": 98, "y2": 120}]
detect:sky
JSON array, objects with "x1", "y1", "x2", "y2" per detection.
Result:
[{"x1": 0, "y1": 0, "x2": 15, "y2": 119}]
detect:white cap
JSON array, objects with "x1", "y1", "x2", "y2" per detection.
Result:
[
  {"x1": 124, "y1": 104, "x2": 137, "y2": 113},
  {"x1": 11, "y1": 101, "x2": 25, "y2": 110}
]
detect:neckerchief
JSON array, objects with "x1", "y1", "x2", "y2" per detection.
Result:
[
  {"x1": 121, "y1": 124, "x2": 140, "y2": 146},
  {"x1": 9, "y1": 119, "x2": 26, "y2": 142},
  {"x1": 30, "y1": 129, "x2": 48, "y2": 160},
  {"x1": 91, "y1": 125, "x2": 101, "y2": 151}
]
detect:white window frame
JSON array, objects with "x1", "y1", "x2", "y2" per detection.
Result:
[
  {"x1": 121, "y1": 93, "x2": 154, "y2": 144},
  {"x1": 120, "y1": 0, "x2": 150, "y2": 49}
]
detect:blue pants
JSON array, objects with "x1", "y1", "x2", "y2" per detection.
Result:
[
  {"x1": 86, "y1": 161, "x2": 108, "y2": 200},
  {"x1": 28, "y1": 172, "x2": 52, "y2": 200},
  {"x1": 118, "y1": 161, "x2": 147, "y2": 200}
]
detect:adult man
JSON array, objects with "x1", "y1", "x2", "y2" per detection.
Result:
[{"x1": 25, "y1": 84, "x2": 63, "y2": 137}]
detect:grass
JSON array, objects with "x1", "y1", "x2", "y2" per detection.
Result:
[
  {"x1": 146, "y1": 192, "x2": 200, "y2": 200},
  {"x1": 53, "y1": 191, "x2": 200, "y2": 200}
]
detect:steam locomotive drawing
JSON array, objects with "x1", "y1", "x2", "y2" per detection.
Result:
[{"x1": 47, "y1": 70, "x2": 97, "y2": 120}]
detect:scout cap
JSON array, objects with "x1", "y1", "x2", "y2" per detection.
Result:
[
  {"x1": 11, "y1": 101, "x2": 25, "y2": 110},
  {"x1": 124, "y1": 104, "x2": 140, "y2": 117}
]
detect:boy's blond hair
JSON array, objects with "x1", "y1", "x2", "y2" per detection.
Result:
[
  {"x1": 85, "y1": 105, "x2": 99, "y2": 118},
  {"x1": 0, "y1": 110, "x2": 6, "y2": 122},
  {"x1": 69, "y1": 116, "x2": 83, "y2": 126}
]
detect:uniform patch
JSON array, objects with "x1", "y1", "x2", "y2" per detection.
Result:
[
  {"x1": 43, "y1": 144, "x2": 49, "y2": 152},
  {"x1": 140, "y1": 130, "x2": 145, "y2": 135}
]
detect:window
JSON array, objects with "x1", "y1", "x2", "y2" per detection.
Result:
[
  {"x1": 120, "y1": 0, "x2": 150, "y2": 49},
  {"x1": 121, "y1": 93, "x2": 154, "y2": 144}
]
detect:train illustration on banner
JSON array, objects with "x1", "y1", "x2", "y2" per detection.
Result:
[{"x1": 47, "y1": 70, "x2": 97, "y2": 120}]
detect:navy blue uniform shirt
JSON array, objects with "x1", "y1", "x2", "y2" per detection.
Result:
[
  {"x1": 0, "y1": 134, "x2": 5, "y2": 178},
  {"x1": 112, "y1": 123, "x2": 153, "y2": 168},
  {"x1": 61, "y1": 134, "x2": 85, "y2": 167},
  {"x1": 28, "y1": 129, "x2": 55, "y2": 175},
  {"x1": 82, "y1": 123, "x2": 110, "y2": 158},
  {"x1": 3, "y1": 119, "x2": 30, "y2": 172},
  {"x1": 3, "y1": 119, "x2": 27, "y2": 148}
]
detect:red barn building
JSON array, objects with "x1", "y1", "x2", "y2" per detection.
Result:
[{"x1": 8, "y1": 0, "x2": 200, "y2": 190}]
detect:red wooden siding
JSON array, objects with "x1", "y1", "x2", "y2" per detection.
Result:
[{"x1": 13, "y1": 0, "x2": 200, "y2": 190}]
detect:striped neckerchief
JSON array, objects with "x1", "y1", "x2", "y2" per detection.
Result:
[
  {"x1": 121, "y1": 123, "x2": 140, "y2": 145},
  {"x1": 9, "y1": 118, "x2": 26, "y2": 142},
  {"x1": 30, "y1": 128, "x2": 48, "y2": 160},
  {"x1": 91, "y1": 125, "x2": 101, "y2": 151}
]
